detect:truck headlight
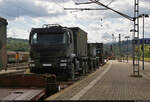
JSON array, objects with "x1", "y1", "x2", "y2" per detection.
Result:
[
  {"x1": 43, "y1": 64, "x2": 52, "y2": 67},
  {"x1": 60, "y1": 60, "x2": 67, "y2": 62},
  {"x1": 29, "y1": 58, "x2": 34, "y2": 63},
  {"x1": 30, "y1": 64, "x2": 35, "y2": 67},
  {"x1": 29, "y1": 60, "x2": 34, "y2": 63},
  {"x1": 60, "y1": 63, "x2": 67, "y2": 67}
]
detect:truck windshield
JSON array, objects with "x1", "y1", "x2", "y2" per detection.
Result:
[{"x1": 31, "y1": 33, "x2": 65, "y2": 45}]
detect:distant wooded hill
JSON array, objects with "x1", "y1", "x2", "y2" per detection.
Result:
[
  {"x1": 104, "y1": 38, "x2": 150, "y2": 58},
  {"x1": 7, "y1": 37, "x2": 29, "y2": 52},
  {"x1": 6, "y1": 37, "x2": 150, "y2": 58}
]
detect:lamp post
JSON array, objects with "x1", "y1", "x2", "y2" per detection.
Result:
[
  {"x1": 125, "y1": 36, "x2": 130, "y2": 63},
  {"x1": 112, "y1": 34, "x2": 114, "y2": 57},
  {"x1": 118, "y1": 34, "x2": 121, "y2": 61},
  {"x1": 139, "y1": 14, "x2": 149, "y2": 70}
]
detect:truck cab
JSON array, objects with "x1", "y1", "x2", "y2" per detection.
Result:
[{"x1": 29, "y1": 24, "x2": 75, "y2": 80}]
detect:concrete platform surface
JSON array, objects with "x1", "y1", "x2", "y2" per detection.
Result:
[{"x1": 46, "y1": 60, "x2": 150, "y2": 100}]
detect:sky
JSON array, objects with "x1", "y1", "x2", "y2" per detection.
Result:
[{"x1": 0, "y1": 0, "x2": 150, "y2": 43}]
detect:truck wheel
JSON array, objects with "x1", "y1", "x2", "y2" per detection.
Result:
[
  {"x1": 94, "y1": 61, "x2": 97, "y2": 69},
  {"x1": 30, "y1": 68, "x2": 35, "y2": 73},
  {"x1": 70, "y1": 63, "x2": 75, "y2": 80},
  {"x1": 82, "y1": 62, "x2": 86, "y2": 75},
  {"x1": 82, "y1": 68, "x2": 86, "y2": 75},
  {"x1": 97, "y1": 59, "x2": 99, "y2": 67},
  {"x1": 91, "y1": 61, "x2": 94, "y2": 71},
  {"x1": 30, "y1": 68, "x2": 33, "y2": 73},
  {"x1": 95, "y1": 60, "x2": 97, "y2": 69},
  {"x1": 93, "y1": 61, "x2": 96, "y2": 70},
  {"x1": 85, "y1": 62, "x2": 89, "y2": 73}
]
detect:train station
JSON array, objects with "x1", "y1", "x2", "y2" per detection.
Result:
[{"x1": 0, "y1": 0, "x2": 150, "y2": 101}]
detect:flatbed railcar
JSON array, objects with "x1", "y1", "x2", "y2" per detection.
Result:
[{"x1": 0, "y1": 24, "x2": 106, "y2": 101}]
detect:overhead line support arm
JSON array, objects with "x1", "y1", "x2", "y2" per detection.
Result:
[
  {"x1": 64, "y1": 8, "x2": 107, "y2": 10},
  {"x1": 89, "y1": 0, "x2": 134, "y2": 21}
]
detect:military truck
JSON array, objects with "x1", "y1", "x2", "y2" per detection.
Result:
[
  {"x1": 95, "y1": 43, "x2": 104, "y2": 65},
  {"x1": 0, "y1": 17, "x2": 8, "y2": 70},
  {"x1": 29, "y1": 24, "x2": 88, "y2": 80},
  {"x1": 87, "y1": 43, "x2": 98, "y2": 71}
]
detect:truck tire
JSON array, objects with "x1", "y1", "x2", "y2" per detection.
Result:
[
  {"x1": 69, "y1": 63, "x2": 75, "y2": 80},
  {"x1": 93, "y1": 60, "x2": 96, "y2": 70},
  {"x1": 91, "y1": 60, "x2": 94, "y2": 71},
  {"x1": 30, "y1": 67, "x2": 35, "y2": 73},
  {"x1": 90, "y1": 61, "x2": 93, "y2": 71},
  {"x1": 95, "y1": 60, "x2": 98, "y2": 69},
  {"x1": 85, "y1": 61, "x2": 89, "y2": 73},
  {"x1": 82, "y1": 62, "x2": 86, "y2": 75}
]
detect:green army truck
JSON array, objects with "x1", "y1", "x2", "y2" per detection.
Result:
[
  {"x1": 87, "y1": 43, "x2": 98, "y2": 71},
  {"x1": 0, "y1": 17, "x2": 8, "y2": 70},
  {"x1": 95, "y1": 43, "x2": 104, "y2": 65},
  {"x1": 87, "y1": 43, "x2": 104, "y2": 69},
  {"x1": 29, "y1": 24, "x2": 88, "y2": 80}
]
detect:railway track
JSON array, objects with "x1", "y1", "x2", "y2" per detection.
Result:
[
  {"x1": 7, "y1": 66, "x2": 28, "y2": 70},
  {"x1": 7, "y1": 62, "x2": 28, "y2": 68},
  {"x1": 0, "y1": 70, "x2": 25, "y2": 76},
  {"x1": 0, "y1": 65, "x2": 28, "y2": 76}
]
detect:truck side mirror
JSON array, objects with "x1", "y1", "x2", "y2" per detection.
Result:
[
  {"x1": 70, "y1": 37, "x2": 72, "y2": 43},
  {"x1": 69, "y1": 32, "x2": 72, "y2": 44},
  {"x1": 66, "y1": 32, "x2": 71, "y2": 44}
]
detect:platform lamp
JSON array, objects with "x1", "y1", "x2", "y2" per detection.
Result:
[{"x1": 138, "y1": 14, "x2": 149, "y2": 70}]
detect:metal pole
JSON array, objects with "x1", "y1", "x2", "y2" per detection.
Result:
[
  {"x1": 125, "y1": 36, "x2": 130, "y2": 63},
  {"x1": 112, "y1": 34, "x2": 113, "y2": 57},
  {"x1": 127, "y1": 38, "x2": 129, "y2": 63},
  {"x1": 139, "y1": 14, "x2": 149, "y2": 70},
  {"x1": 142, "y1": 16, "x2": 144, "y2": 70},
  {"x1": 119, "y1": 34, "x2": 121, "y2": 60},
  {"x1": 112, "y1": 34, "x2": 115, "y2": 58},
  {"x1": 132, "y1": 30, "x2": 135, "y2": 74},
  {"x1": 137, "y1": 0, "x2": 140, "y2": 76}
]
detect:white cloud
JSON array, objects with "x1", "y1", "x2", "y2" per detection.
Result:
[
  {"x1": 0, "y1": 0, "x2": 149, "y2": 43},
  {"x1": 7, "y1": 27, "x2": 29, "y2": 39}
]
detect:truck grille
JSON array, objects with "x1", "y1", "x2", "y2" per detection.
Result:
[{"x1": 39, "y1": 56, "x2": 59, "y2": 65}]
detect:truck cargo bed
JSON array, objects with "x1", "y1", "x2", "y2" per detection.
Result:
[{"x1": 69, "y1": 27, "x2": 87, "y2": 57}]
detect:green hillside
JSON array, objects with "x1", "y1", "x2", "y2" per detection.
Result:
[{"x1": 7, "y1": 37, "x2": 29, "y2": 52}]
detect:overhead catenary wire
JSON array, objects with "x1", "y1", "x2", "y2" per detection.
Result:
[
  {"x1": 106, "y1": 0, "x2": 115, "y2": 6},
  {"x1": 50, "y1": 0, "x2": 65, "y2": 9},
  {"x1": 74, "y1": 0, "x2": 133, "y2": 21},
  {"x1": 89, "y1": 0, "x2": 134, "y2": 21},
  {"x1": 64, "y1": 8, "x2": 107, "y2": 10}
]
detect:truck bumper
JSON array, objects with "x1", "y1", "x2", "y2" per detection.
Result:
[{"x1": 29, "y1": 63, "x2": 69, "y2": 74}]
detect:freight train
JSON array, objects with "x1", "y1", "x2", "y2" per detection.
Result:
[
  {"x1": 0, "y1": 23, "x2": 105, "y2": 100},
  {"x1": 0, "y1": 17, "x2": 7, "y2": 70},
  {"x1": 7, "y1": 51, "x2": 29, "y2": 64},
  {"x1": 29, "y1": 24, "x2": 104, "y2": 80}
]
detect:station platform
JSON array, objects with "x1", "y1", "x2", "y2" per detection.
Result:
[{"x1": 46, "y1": 60, "x2": 150, "y2": 100}]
